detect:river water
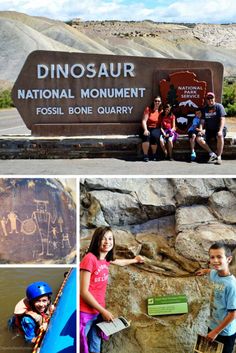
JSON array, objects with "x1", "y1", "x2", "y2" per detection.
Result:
[{"x1": 0, "y1": 267, "x2": 73, "y2": 353}]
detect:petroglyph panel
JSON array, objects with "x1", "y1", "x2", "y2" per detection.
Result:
[{"x1": 0, "y1": 178, "x2": 76, "y2": 263}]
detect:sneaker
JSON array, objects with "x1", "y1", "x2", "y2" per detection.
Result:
[
  {"x1": 215, "y1": 156, "x2": 222, "y2": 165},
  {"x1": 190, "y1": 151, "x2": 196, "y2": 161},
  {"x1": 143, "y1": 155, "x2": 149, "y2": 162},
  {"x1": 208, "y1": 153, "x2": 217, "y2": 163},
  {"x1": 152, "y1": 154, "x2": 158, "y2": 161}
]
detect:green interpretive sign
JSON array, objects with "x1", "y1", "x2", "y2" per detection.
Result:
[{"x1": 147, "y1": 294, "x2": 188, "y2": 316}]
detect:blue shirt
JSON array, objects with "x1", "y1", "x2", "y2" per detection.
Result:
[
  {"x1": 203, "y1": 103, "x2": 226, "y2": 130},
  {"x1": 188, "y1": 116, "x2": 200, "y2": 132},
  {"x1": 209, "y1": 270, "x2": 236, "y2": 336},
  {"x1": 21, "y1": 316, "x2": 38, "y2": 342}
]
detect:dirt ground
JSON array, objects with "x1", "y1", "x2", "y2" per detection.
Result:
[{"x1": 226, "y1": 117, "x2": 236, "y2": 132}]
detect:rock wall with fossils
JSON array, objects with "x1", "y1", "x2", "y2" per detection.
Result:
[{"x1": 80, "y1": 178, "x2": 236, "y2": 353}]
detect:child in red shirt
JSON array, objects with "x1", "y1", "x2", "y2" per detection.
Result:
[{"x1": 160, "y1": 103, "x2": 178, "y2": 160}]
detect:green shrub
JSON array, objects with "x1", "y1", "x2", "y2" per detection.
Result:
[
  {"x1": 222, "y1": 80, "x2": 236, "y2": 117},
  {"x1": 225, "y1": 102, "x2": 236, "y2": 116},
  {"x1": 0, "y1": 89, "x2": 14, "y2": 109}
]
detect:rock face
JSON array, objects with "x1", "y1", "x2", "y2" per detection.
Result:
[
  {"x1": 80, "y1": 178, "x2": 236, "y2": 353},
  {"x1": 0, "y1": 12, "x2": 236, "y2": 88},
  {"x1": 0, "y1": 178, "x2": 76, "y2": 263}
]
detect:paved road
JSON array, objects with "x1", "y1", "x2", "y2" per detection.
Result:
[
  {"x1": 0, "y1": 108, "x2": 30, "y2": 135},
  {"x1": 1, "y1": 158, "x2": 236, "y2": 176},
  {"x1": 0, "y1": 108, "x2": 235, "y2": 176}
]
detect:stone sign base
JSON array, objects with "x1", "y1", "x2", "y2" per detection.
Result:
[
  {"x1": 0, "y1": 134, "x2": 235, "y2": 160},
  {"x1": 31, "y1": 123, "x2": 141, "y2": 137}
]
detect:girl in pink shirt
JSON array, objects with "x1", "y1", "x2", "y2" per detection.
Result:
[{"x1": 80, "y1": 226, "x2": 144, "y2": 353}]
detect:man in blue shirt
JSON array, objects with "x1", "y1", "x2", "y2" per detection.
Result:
[{"x1": 196, "y1": 92, "x2": 227, "y2": 165}]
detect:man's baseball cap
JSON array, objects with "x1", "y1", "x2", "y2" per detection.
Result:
[{"x1": 206, "y1": 92, "x2": 215, "y2": 98}]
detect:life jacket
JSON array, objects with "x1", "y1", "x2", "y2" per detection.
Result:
[{"x1": 11, "y1": 297, "x2": 50, "y2": 336}]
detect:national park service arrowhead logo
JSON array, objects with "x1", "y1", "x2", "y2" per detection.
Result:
[{"x1": 160, "y1": 71, "x2": 207, "y2": 133}]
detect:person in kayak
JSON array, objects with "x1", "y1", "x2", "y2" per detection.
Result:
[{"x1": 10, "y1": 281, "x2": 54, "y2": 343}]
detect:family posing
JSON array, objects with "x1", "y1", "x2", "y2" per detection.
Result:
[{"x1": 141, "y1": 92, "x2": 227, "y2": 164}]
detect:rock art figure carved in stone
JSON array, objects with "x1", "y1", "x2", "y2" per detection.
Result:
[{"x1": 32, "y1": 199, "x2": 53, "y2": 256}]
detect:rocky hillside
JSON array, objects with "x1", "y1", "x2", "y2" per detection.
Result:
[
  {"x1": 80, "y1": 178, "x2": 236, "y2": 353},
  {"x1": 0, "y1": 11, "x2": 236, "y2": 89}
]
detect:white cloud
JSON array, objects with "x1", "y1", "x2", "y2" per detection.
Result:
[
  {"x1": 0, "y1": 0, "x2": 235, "y2": 23},
  {"x1": 160, "y1": 0, "x2": 236, "y2": 24}
]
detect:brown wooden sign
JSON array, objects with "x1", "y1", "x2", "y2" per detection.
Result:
[{"x1": 12, "y1": 51, "x2": 224, "y2": 136}]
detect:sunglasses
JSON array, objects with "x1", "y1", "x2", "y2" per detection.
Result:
[
  {"x1": 154, "y1": 99, "x2": 161, "y2": 102},
  {"x1": 207, "y1": 96, "x2": 214, "y2": 99}
]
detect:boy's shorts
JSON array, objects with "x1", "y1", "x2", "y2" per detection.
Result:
[{"x1": 188, "y1": 129, "x2": 205, "y2": 138}]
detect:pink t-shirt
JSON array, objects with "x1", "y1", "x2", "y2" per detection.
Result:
[{"x1": 80, "y1": 252, "x2": 110, "y2": 314}]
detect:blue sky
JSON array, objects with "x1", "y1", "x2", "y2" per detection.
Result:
[{"x1": 0, "y1": 0, "x2": 235, "y2": 23}]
